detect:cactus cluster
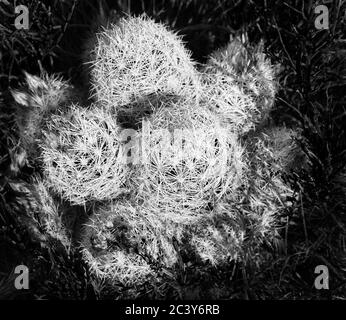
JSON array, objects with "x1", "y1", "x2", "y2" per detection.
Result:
[{"x1": 11, "y1": 15, "x2": 303, "y2": 289}]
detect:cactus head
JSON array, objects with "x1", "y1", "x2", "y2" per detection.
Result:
[
  {"x1": 87, "y1": 15, "x2": 199, "y2": 109},
  {"x1": 41, "y1": 104, "x2": 130, "y2": 205}
]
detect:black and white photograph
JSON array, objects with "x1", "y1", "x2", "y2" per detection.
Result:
[{"x1": 0, "y1": 0, "x2": 345, "y2": 305}]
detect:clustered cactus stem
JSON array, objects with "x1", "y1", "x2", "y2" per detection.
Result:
[{"x1": 11, "y1": 15, "x2": 304, "y2": 290}]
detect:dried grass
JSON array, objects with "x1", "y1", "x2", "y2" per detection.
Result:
[
  {"x1": 41, "y1": 104, "x2": 130, "y2": 205},
  {"x1": 88, "y1": 15, "x2": 199, "y2": 108}
]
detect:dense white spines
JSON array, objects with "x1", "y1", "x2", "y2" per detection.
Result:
[
  {"x1": 88, "y1": 15, "x2": 199, "y2": 109},
  {"x1": 41, "y1": 104, "x2": 129, "y2": 205}
]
